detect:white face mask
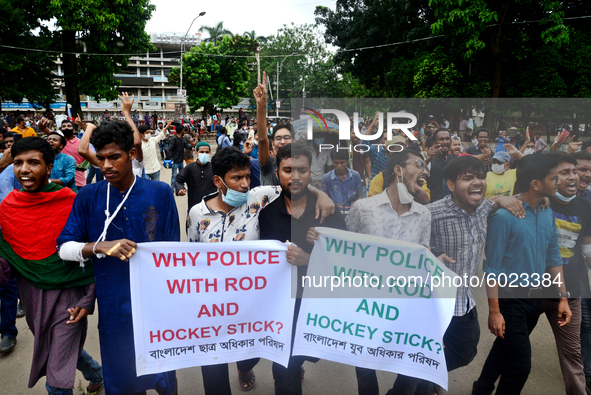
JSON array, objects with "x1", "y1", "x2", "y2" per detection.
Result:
[
  {"x1": 524, "y1": 148, "x2": 535, "y2": 156},
  {"x1": 395, "y1": 169, "x2": 414, "y2": 204},
  {"x1": 491, "y1": 163, "x2": 506, "y2": 175}
]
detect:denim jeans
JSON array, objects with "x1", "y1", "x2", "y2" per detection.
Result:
[
  {"x1": 145, "y1": 170, "x2": 160, "y2": 181},
  {"x1": 170, "y1": 162, "x2": 183, "y2": 189},
  {"x1": 45, "y1": 349, "x2": 103, "y2": 394},
  {"x1": 0, "y1": 278, "x2": 18, "y2": 339}
]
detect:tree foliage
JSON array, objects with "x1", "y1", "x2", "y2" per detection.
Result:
[
  {"x1": 169, "y1": 35, "x2": 255, "y2": 116},
  {"x1": 1, "y1": 0, "x2": 155, "y2": 115},
  {"x1": 316, "y1": 0, "x2": 591, "y2": 102},
  {"x1": 247, "y1": 23, "x2": 368, "y2": 113},
  {"x1": 199, "y1": 22, "x2": 233, "y2": 45},
  {"x1": 0, "y1": 0, "x2": 57, "y2": 110}
]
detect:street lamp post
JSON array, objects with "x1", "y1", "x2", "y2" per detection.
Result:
[
  {"x1": 276, "y1": 52, "x2": 298, "y2": 118},
  {"x1": 180, "y1": 11, "x2": 206, "y2": 100}
]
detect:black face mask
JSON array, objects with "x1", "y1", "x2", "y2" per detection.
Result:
[{"x1": 62, "y1": 129, "x2": 74, "y2": 138}]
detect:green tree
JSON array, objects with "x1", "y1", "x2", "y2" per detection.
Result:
[
  {"x1": 169, "y1": 35, "x2": 255, "y2": 116},
  {"x1": 248, "y1": 23, "x2": 362, "y2": 114},
  {"x1": 47, "y1": 0, "x2": 155, "y2": 117},
  {"x1": 243, "y1": 30, "x2": 268, "y2": 44},
  {"x1": 429, "y1": 0, "x2": 570, "y2": 98},
  {"x1": 199, "y1": 22, "x2": 233, "y2": 45},
  {"x1": 0, "y1": 0, "x2": 57, "y2": 111}
]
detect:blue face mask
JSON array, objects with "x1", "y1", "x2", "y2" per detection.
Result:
[
  {"x1": 555, "y1": 191, "x2": 576, "y2": 202},
  {"x1": 314, "y1": 138, "x2": 325, "y2": 146},
  {"x1": 198, "y1": 153, "x2": 210, "y2": 165},
  {"x1": 220, "y1": 179, "x2": 249, "y2": 207}
]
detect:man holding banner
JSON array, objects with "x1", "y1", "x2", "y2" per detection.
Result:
[
  {"x1": 345, "y1": 149, "x2": 433, "y2": 394},
  {"x1": 259, "y1": 142, "x2": 346, "y2": 395},
  {"x1": 187, "y1": 74, "x2": 336, "y2": 393},
  {"x1": 58, "y1": 121, "x2": 180, "y2": 395}
]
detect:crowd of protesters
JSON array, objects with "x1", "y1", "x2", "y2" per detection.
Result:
[{"x1": 0, "y1": 71, "x2": 591, "y2": 395}]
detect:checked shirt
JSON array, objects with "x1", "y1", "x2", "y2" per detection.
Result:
[{"x1": 427, "y1": 195, "x2": 493, "y2": 316}]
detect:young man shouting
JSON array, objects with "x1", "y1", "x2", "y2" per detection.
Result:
[{"x1": 0, "y1": 137, "x2": 103, "y2": 395}]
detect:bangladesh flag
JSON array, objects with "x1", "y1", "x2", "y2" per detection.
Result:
[{"x1": 0, "y1": 183, "x2": 94, "y2": 289}]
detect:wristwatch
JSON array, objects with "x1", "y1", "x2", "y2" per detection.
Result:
[{"x1": 558, "y1": 292, "x2": 571, "y2": 299}]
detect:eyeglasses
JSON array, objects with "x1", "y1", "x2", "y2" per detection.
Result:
[
  {"x1": 404, "y1": 159, "x2": 428, "y2": 172},
  {"x1": 274, "y1": 135, "x2": 292, "y2": 142}
]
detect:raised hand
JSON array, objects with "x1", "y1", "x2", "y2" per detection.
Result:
[
  {"x1": 118, "y1": 92, "x2": 135, "y2": 114},
  {"x1": 253, "y1": 71, "x2": 267, "y2": 106},
  {"x1": 504, "y1": 143, "x2": 519, "y2": 156},
  {"x1": 568, "y1": 136, "x2": 582, "y2": 154},
  {"x1": 74, "y1": 113, "x2": 86, "y2": 131}
]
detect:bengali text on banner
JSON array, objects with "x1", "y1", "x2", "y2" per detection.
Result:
[
  {"x1": 292, "y1": 227, "x2": 458, "y2": 390},
  {"x1": 129, "y1": 241, "x2": 295, "y2": 376}
]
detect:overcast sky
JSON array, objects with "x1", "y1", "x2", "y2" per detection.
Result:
[{"x1": 145, "y1": 0, "x2": 336, "y2": 38}]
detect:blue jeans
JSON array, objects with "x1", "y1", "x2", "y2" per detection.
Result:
[
  {"x1": 170, "y1": 162, "x2": 184, "y2": 189},
  {"x1": 145, "y1": 170, "x2": 160, "y2": 181},
  {"x1": 581, "y1": 298, "x2": 591, "y2": 377},
  {"x1": 159, "y1": 140, "x2": 168, "y2": 158},
  {"x1": 0, "y1": 278, "x2": 18, "y2": 339},
  {"x1": 45, "y1": 349, "x2": 103, "y2": 394}
]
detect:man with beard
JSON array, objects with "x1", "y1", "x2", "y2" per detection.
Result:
[
  {"x1": 57, "y1": 120, "x2": 180, "y2": 395},
  {"x1": 259, "y1": 143, "x2": 346, "y2": 395},
  {"x1": 466, "y1": 128, "x2": 493, "y2": 168},
  {"x1": 574, "y1": 151, "x2": 591, "y2": 203},
  {"x1": 419, "y1": 156, "x2": 527, "y2": 394},
  {"x1": 541, "y1": 151, "x2": 591, "y2": 394},
  {"x1": 346, "y1": 149, "x2": 432, "y2": 395},
  {"x1": 47, "y1": 131, "x2": 77, "y2": 191},
  {"x1": 0, "y1": 137, "x2": 104, "y2": 395},
  {"x1": 11, "y1": 115, "x2": 36, "y2": 138},
  {"x1": 425, "y1": 128, "x2": 457, "y2": 202},
  {"x1": 473, "y1": 153, "x2": 571, "y2": 395},
  {"x1": 41, "y1": 119, "x2": 87, "y2": 190}
]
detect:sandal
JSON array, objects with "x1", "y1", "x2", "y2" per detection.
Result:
[
  {"x1": 237, "y1": 367, "x2": 256, "y2": 391},
  {"x1": 85, "y1": 382, "x2": 104, "y2": 395}
]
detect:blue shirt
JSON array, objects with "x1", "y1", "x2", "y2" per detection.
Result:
[
  {"x1": 484, "y1": 202, "x2": 562, "y2": 284},
  {"x1": 217, "y1": 135, "x2": 231, "y2": 149},
  {"x1": 50, "y1": 152, "x2": 77, "y2": 190},
  {"x1": 495, "y1": 136, "x2": 509, "y2": 152},
  {"x1": 363, "y1": 141, "x2": 388, "y2": 181},
  {"x1": 0, "y1": 165, "x2": 21, "y2": 201},
  {"x1": 249, "y1": 144, "x2": 259, "y2": 159},
  {"x1": 57, "y1": 176, "x2": 180, "y2": 395},
  {"x1": 320, "y1": 168, "x2": 363, "y2": 217}
]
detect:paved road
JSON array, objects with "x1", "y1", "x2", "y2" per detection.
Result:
[{"x1": 0, "y1": 163, "x2": 570, "y2": 394}]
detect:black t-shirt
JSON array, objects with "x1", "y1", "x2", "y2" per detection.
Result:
[
  {"x1": 427, "y1": 153, "x2": 457, "y2": 202},
  {"x1": 259, "y1": 191, "x2": 347, "y2": 298},
  {"x1": 545, "y1": 197, "x2": 591, "y2": 298},
  {"x1": 260, "y1": 156, "x2": 279, "y2": 186}
]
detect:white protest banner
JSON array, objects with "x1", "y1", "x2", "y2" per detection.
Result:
[
  {"x1": 292, "y1": 228, "x2": 457, "y2": 390},
  {"x1": 130, "y1": 241, "x2": 295, "y2": 376}
]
